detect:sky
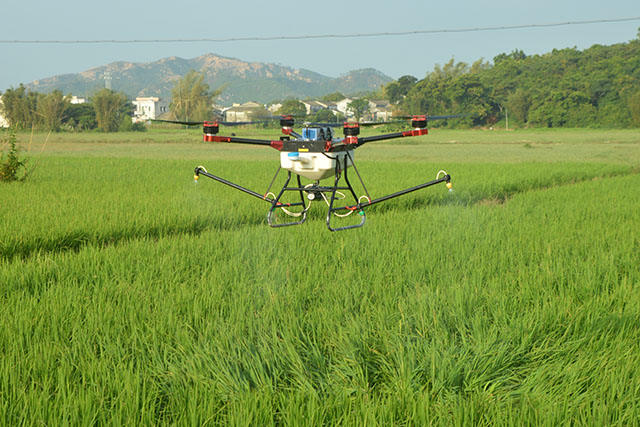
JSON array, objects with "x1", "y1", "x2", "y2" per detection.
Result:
[{"x1": 0, "y1": 0, "x2": 639, "y2": 91}]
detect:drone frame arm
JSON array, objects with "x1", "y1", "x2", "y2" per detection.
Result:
[
  {"x1": 330, "y1": 173, "x2": 451, "y2": 213},
  {"x1": 194, "y1": 167, "x2": 276, "y2": 203},
  {"x1": 361, "y1": 173, "x2": 450, "y2": 208},
  {"x1": 204, "y1": 134, "x2": 283, "y2": 150}
]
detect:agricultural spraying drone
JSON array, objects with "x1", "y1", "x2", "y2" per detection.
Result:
[{"x1": 155, "y1": 114, "x2": 460, "y2": 231}]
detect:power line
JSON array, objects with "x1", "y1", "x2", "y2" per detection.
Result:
[{"x1": 1, "y1": 17, "x2": 639, "y2": 44}]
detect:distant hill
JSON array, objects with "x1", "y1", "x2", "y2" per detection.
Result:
[{"x1": 25, "y1": 54, "x2": 393, "y2": 105}]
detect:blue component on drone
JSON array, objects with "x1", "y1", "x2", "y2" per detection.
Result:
[{"x1": 302, "y1": 128, "x2": 318, "y2": 140}]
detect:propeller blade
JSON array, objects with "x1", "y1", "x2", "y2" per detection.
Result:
[
  {"x1": 218, "y1": 120, "x2": 271, "y2": 126},
  {"x1": 254, "y1": 114, "x2": 306, "y2": 120},
  {"x1": 300, "y1": 121, "x2": 403, "y2": 128},
  {"x1": 427, "y1": 114, "x2": 468, "y2": 120},
  {"x1": 391, "y1": 114, "x2": 467, "y2": 120},
  {"x1": 152, "y1": 119, "x2": 269, "y2": 126},
  {"x1": 301, "y1": 122, "x2": 344, "y2": 128},
  {"x1": 357, "y1": 121, "x2": 405, "y2": 127},
  {"x1": 151, "y1": 119, "x2": 204, "y2": 126}
]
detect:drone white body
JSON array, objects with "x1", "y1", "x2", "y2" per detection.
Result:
[{"x1": 280, "y1": 150, "x2": 353, "y2": 180}]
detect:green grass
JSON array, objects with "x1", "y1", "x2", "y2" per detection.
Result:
[{"x1": 1, "y1": 128, "x2": 640, "y2": 425}]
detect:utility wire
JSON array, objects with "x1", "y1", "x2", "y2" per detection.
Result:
[{"x1": 1, "y1": 17, "x2": 639, "y2": 44}]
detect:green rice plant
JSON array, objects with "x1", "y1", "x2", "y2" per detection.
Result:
[{"x1": 1, "y1": 130, "x2": 639, "y2": 424}]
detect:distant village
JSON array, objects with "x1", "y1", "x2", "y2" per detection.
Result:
[
  {"x1": 128, "y1": 97, "x2": 393, "y2": 123},
  {"x1": 0, "y1": 94, "x2": 394, "y2": 128}
]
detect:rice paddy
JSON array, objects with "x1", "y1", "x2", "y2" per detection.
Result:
[{"x1": 1, "y1": 128, "x2": 639, "y2": 425}]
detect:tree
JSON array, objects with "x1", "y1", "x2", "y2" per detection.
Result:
[
  {"x1": 36, "y1": 90, "x2": 69, "y2": 132},
  {"x1": 507, "y1": 89, "x2": 531, "y2": 124},
  {"x1": 276, "y1": 99, "x2": 307, "y2": 117},
  {"x1": 470, "y1": 59, "x2": 490, "y2": 74},
  {"x1": 384, "y1": 82, "x2": 402, "y2": 104},
  {"x1": 92, "y1": 89, "x2": 132, "y2": 132},
  {"x1": 493, "y1": 49, "x2": 526, "y2": 64},
  {"x1": 64, "y1": 103, "x2": 97, "y2": 130},
  {"x1": 346, "y1": 98, "x2": 370, "y2": 120},
  {"x1": 321, "y1": 92, "x2": 345, "y2": 102},
  {"x1": 170, "y1": 70, "x2": 222, "y2": 122},
  {"x1": 397, "y1": 75, "x2": 418, "y2": 91},
  {"x1": 629, "y1": 91, "x2": 640, "y2": 126},
  {"x1": 430, "y1": 59, "x2": 469, "y2": 80},
  {"x1": 311, "y1": 108, "x2": 339, "y2": 123},
  {"x1": 384, "y1": 75, "x2": 418, "y2": 104},
  {"x1": 0, "y1": 85, "x2": 38, "y2": 129}
]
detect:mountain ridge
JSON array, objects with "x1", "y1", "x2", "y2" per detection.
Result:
[{"x1": 26, "y1": 53, "x2": 393, "y2": 105}]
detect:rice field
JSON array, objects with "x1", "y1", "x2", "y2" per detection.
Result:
[{"x1": 1, "y1": 128, "x2": 639, "y2": 425}]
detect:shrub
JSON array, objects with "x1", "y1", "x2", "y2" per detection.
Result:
[{"x1": 0, "y1": 128, "x2": 30, "y2": 182}]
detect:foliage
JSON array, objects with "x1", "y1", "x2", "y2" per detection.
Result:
[
  {"x1": 403, "y1": 72, "x2": 494, "y2": 127},
  {"x1": 0, "y1": 84, "x2": 39, "y2": 130},
  {"x1": 347, "y1": 98, "x2": 370, "y2": 120},
  {"x1": 493, "y1": 49, "x2": 526, "y2": 64},
  {"x1": 36, "y1": 90, "x2": 69, "y2": 132},
  {"x1": 629, "y1": 91, "x2": 640, "y2": 126},
  {"x1": 170, "y1": 70, "x2": 222, "y2": 122},
  {"x1": 384, "y1": 75, "x2": 417, "y2": 104},
  {"x1": 116, "y1": 115, "x2": 146, "y2": 132},
  {"x1": 0, "y1": 128, "x2": 29, "y2": 182},
  {"x1": 276, "y1": 99, "x2": 307, "y2": 117},
  {"x1": 507, "y1": 88, "x2": 530, "y2": 124},
  {"x1": 64, "y1": 103, "x2": 97, "y2": 131},
  {"x1": 92, "y1": 89, "x2": 132, "y2": 132},
  {"x1": 321, "y1": 92, "x2": 345, "y2": 102},
  {"x1": 310, "y1": 108, "x2": 339, "y2": 123},
  {"x1": 1, "y1": 88, "x2": 98, "y2": 132},
  {"x1": 430, "y1": 58, "x2": 470, "y2": 80},
  {"x1": 395, "y1": 41, "x2": 640, "y2": 128}
]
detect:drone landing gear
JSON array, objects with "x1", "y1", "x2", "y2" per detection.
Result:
[
  {"x1": 266, "y1": 173, "x2": 309, "y2": 228},
  {"x1": 193, "y1": 163, "x2": 452, "y2": 232},
  {"x1": 325, "y1": 156, "x2": 367, "y2": 232},
  {"x1": 193, "y1": 166, "x2": 313, "y2": 228},
  {"x1": 265, "y1": 167, "x2": 366, "y2": 231}
]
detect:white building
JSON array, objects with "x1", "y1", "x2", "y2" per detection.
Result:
[
  {"x1": 300, "y1": 100, "x2": 325, "y2": 115},
  {"x1": 0, "y1": 96, "x2": 9, "y2": 128},
  {"x1": 132, "y1": 97, "x2": 169, "y2": 122},
  {"x1": 69, "y1": 96, "x2": 86, "y2": 104},
  {"x1": 267, "y1": 103, "x2": 282, "y2": 113},
  {"x1": 335, "y1": 98, "x2": 355, "y2": 118},
  {"x1": 224, "y1": 101, "x2": 264, "y2": 122},
  {"x1": 368, "y1": 99, "x2": 393, "y2": 121}
]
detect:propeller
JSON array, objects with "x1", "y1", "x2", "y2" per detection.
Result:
[
  {"x1": 151, "y1": 119, "x2": 204, "y2": 126},
  {"x1": 391, "y1": 114, "x2": 467, "y2": 120},
  {"x1": 300, "y1": 122, "x2": 344, "y2": 128},
  {"x1": 151, "y1": 118, "x2": 270, "y2": 126},
  {"x1": 301, "y1": 114, "x2": 467, "y2": 128}
]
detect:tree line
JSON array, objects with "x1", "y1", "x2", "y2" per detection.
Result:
[
  {"x1": 0, "y1": 86, "x2": 147, "y2": 132},
  {"x1": 0, "y1": 70, "x2": 226, "y2": 132},
  {"x1": 386, "y1": 37, "x2": 640, "y2": 128}
]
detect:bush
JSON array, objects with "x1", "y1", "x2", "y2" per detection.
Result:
[
  {"x1": 0, "y1": 128, "x2": 30, "y2": 182},
  {"x1": 131, "y1": 121, "x2": 147, "y2": 132}
]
